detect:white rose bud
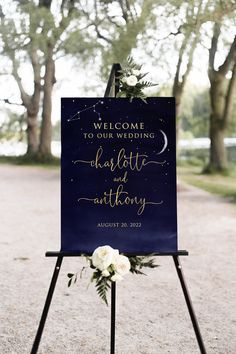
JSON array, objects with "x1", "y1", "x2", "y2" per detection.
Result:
[
  {"x1": 132, "y1": 69, "x2": 140, "y2": 76},
  {"x1": 126, "y1": 75, "x2": 138, "y2": 86},
  {"x1": 121, "y1": 76, "x2": 127, "y2": 83},
  {"x1": 113, "y1": 254, "x2": 131, "y2": 276},
  {"x1": 111, "y1": 273, "x2": 123, "y2": 282},
  {"x1": 92, "y1": 245, "x2": 116, "y2": 271},
  {"x1": 102, "y1": 269, "x2": 110, "y2": 277}
]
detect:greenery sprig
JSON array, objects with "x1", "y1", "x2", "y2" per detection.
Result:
[
  {"x1": 129, "y1": 255, "x2": 159, "y2": 275},
  {"x1": 116, "y1": 57, "x2": 158, "y2": 102},
  {"x1": 67, "y1": 246, "x2": 159, "y2": 305}
]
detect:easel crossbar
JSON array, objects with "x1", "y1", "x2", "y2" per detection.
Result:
[{"x1": 45, "y1": 250, "x2": 189, "y2": 257}]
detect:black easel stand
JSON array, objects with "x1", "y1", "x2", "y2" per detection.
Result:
[
  {"x1": 31, "y1": 251, "x2": 206, "y2": 354},
  {"x1": 31, "y1": 64, "x2": 207, "y2": 354}
]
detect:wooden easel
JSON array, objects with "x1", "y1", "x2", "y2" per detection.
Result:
[{"x1": 30, "y1": 64, "x2": 207, "y2": 354}]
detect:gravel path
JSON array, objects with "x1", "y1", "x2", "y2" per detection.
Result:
[{"x1": 0, "y1": 164, "x2": 236, "y2": 354}]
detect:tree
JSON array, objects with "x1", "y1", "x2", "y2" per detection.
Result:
[
  {"x1": 0, "y1": 0, "x2": 95, "y2": 159},
  {"x1": 0, "y1": 5, "x2": 41, "y2": 154},
  {"x1": 141, "y1": 0, "x2": 236, "y2": 142},
  {"x1": 171, "y1": 0, "x2": 236, "y2": 139},
  {"x1": 37, "y1": 0, "x2": 75, "y2": 157},
  {"x1": 206, "y1": 22, "x2": 236, "y2": 172},
  {"x1": 79, "y1": 0, "x2": 158, "y2": 77},
  {"x1": 172, "y1": 0, "x2": 204, "y2": 120},
  {"x1": 2, "y1": 0, "x2": 147, "y2": 159}
]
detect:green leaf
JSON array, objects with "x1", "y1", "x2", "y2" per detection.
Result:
[
  {"x1": 127, "y1": 254, "x2": 159, "y2": 275},
  {"x1": 116, "y1": 91, "x2": 126, "y2": 98},
  {"x1": 95, "y1": 276, "x2": 111, "y2": 306}
]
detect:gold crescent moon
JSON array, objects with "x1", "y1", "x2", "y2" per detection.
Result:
[{"x1": 157, "y1": 130, "x2": 168, "y2": 154}]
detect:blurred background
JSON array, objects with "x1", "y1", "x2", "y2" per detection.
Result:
[
  {"x1": 1, "y1": 2, "x2": 236, "y2": 353},
  {"x1": 0, "y1": 0, "x2": 236, "y2": 200}
]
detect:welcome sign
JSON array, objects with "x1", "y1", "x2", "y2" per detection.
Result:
[{"x1": 61, "y1": 98, "x2": 177, "y2": 254}]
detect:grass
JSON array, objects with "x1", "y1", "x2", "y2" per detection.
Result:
[{"x1": 178, "y1": 162, "x2": 236, "y2": 203}]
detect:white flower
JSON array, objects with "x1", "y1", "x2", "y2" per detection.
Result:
[
  {"x1": 111, "y1": 249, "x2": 119, "y2": 263},
  {"x1": 121, "y1": 76, "x2": 127, "y2": 83},
  {"x1": 111, "y1": 273, "x2": 123, "y2": 282},
  {"x1": 113, "y1": 254, "x2": 131, "y2": 276},
  {"x1": 126, "y1": 75, "x2": 138, "y2": 86},
  {"x1": 132, "y1": 69, "x2": 140, "y2": 76},
  {"x1": 102, "y1": 269, "x2": 110, "y2": 277},
  {"x1": 92, "y1": 246, "x2": 117, "y2": 271}
]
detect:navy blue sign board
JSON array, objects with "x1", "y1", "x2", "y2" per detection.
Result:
[{"x1": 61, "y1": 97, "x2": 178, "y2": 254}]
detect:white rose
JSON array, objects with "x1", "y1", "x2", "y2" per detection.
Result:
[
  {"x1": 126, "y1": 75, "x2": 138, "y2": 86},
  {"x1": 113, "y1": 254, "x2": 131, "y2": 276},
  {"x1": 132, "y1": 69, "x2": 140, "y2": 76},
  {"x1": 92, "y1": 246, "x2": 116, "y2": 271},
  {"x1": 111, "y1": 249, "x2": 119, "y2": 263},
  {"x1": 121, "y1": 76, "x2": 127, "y2": 83},
  {"x1": 102, "y1": 269, "x2": 110, "y2": 277},
  {"x1": 111, "y1": 273, "x2": 123, "y2": 282}
]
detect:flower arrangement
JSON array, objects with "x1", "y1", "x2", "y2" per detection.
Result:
[
  {"x1": 68, "y1": 245, "x2": 158, "y2": 305},
  {"x1": 116, "y1": 57, "x2": 157, "y2": 102}
]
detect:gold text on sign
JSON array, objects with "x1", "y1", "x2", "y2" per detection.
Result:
[
  {"x1": 78, "y1": 184, "x2": 163, "y2": 216},
  {"x1": 74, "y1": 147, "x2": 166, "y2": 172}
]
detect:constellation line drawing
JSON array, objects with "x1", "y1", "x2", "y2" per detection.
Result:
[{"x1": 67, "y1": 100, "x2": 104, "y2": 122}]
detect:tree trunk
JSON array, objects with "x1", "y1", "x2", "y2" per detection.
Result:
[
  {"x1": 175, "y1": 93, "x2": 182, "y2": 120},
  {"x1": 39, "y1": 87, "x2": 52, "y2": 157},
  {"x1": 207, "y1": 23, "x2": 236, "y2": 173},
  {"x1": 172, "y1": 84, "x2": 183, "y2": 144},
  {"x1": 38, "y1": 45, "x2": 55, "y2": 158},
  {"x1": 207, "y1": 72, "x2": 228, "y2": 172},
  {"x1": 26, "y1": 113, "x2": 38, "y2": 154},
  {"x1": 209, "y1": 114, "x2": 227, "y2": 171}
]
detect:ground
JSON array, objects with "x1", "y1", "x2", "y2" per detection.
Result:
[{"x1": 0, "y1": 164, "x2": 236, "y2": 354}]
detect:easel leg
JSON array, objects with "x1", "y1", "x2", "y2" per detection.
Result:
[
  {"x1": 110, "y1": 281, "x2": 116, "y2": 354},
  {"x1": 31, "y1": 256, "x2": 63, "y2": 354},
  {"x1": 173, "y1": 256, "x2": 207, "y2": 354}
]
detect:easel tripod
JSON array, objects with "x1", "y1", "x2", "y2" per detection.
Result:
[{"x1": 31, "y1": 64, "x2": 207, "y2": 354}]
